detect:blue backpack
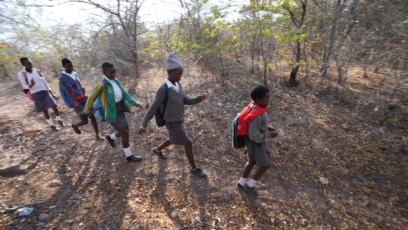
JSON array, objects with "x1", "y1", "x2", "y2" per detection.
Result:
[
  {"x1": 93, "y1": 79, "x2": 108, "y2": 122},
  {"x1": 154, "y1": 83, "x2": 169, "y2": 127}
]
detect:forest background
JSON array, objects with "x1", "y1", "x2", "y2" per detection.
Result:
[{"x1": 0, "y1": 0, "x2": 407, "y2": 229}]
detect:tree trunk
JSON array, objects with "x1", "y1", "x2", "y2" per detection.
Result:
[{"x1": 287, "y1": 40, "x2": 301, "y2": 87}]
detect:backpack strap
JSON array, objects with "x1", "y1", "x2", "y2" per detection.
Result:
[
  {"x1": 161, "y1": 83, "x2": 169, "y2": 116},
  {"x1": 21, "y1": 71, "x2": 29, "y2": 85},
  {"x1": 243, "y1": 102, "x2": 268, "y2": 122},
  {"x1": 21, "y1": 69, "x2": 43, "y2": 84}
]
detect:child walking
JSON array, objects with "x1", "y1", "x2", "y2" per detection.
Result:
[
  {"x1": 58, "y1": 58, "x2": 102, "y2": 140},
  {"x1": 138, "y1": 53, "x2": 207, "y2": 177},
  {"x1": 17, "y1": 57, "x2": 64, "y2": 130},
  {"x1": 82, "y1": 62, "x2": 143, "y2": 162},
  {"x1": 237, "y1": 85, "x2": 278, "y2": 196}
]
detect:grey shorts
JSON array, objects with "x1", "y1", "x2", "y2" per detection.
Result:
[
  {"x1": 32, "y1": 90, "x2": 57, "y2": 112},
  {"x1": 246, "y1": 140, "x2": 271, "y2": 167},
  {"x1": 109, "y1": 101, "x2": 129, "y2": 130},
  {"x1": 165, "y1": 120, "x2": 191, "y2": 145}
]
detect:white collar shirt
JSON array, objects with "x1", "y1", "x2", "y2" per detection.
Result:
[
  {"x1": 62, "y1": 71, "x2": 80, "y2": 81},
  {"x1": 17, "y1": 68, "x2": 49, "y2": 94},
  {"x1": 104, "y1": 76, "x2": 122, "y2": 103},
  {"x1": 165, "y1": 79, "x2": 180, "y2": 93}
]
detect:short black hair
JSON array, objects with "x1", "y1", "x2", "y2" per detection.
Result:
[
  {"x1": 101, "y1": 62, "x2": 114, "y2": 71},
  {"x1": 61, "y1": 58, "x2": 72, "y2": 67},
  {"x1": 20, "y1": 57, "x2": 29, "y2": 65},
  {"x1": 250, "y1": 85, "x2": 270, "y2": 101}
]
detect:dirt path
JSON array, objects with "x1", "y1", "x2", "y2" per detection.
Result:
[{"x1": 0, "y1": 67, "x2": 407, "y2": 229}]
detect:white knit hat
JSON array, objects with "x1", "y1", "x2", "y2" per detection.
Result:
[{"x1": 166, "y1": 53, "x2": 183, "y2": 70}]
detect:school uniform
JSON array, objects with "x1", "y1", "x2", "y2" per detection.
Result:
[
  {"x1": 246, "y1": 108, "x2": 272, "y2": 167},
  {"x1": 59, "y1": 71, "x2": 94, "y2": 116},
  {"x1": 83, "y1": 76, "x2": 139, "y2": 129},
  {"x1": 141, "y1": 79, "x2": 202, "y2": 145},
  {"x1": 18, "y1": 68, "x2": 57, "y2": 112}
]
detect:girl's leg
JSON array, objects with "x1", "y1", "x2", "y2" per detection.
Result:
[
  {"x1": 117, "y1": 127, "x2": 129, "y2": 148},
  {"x1": 116, "y1": 126, "x2": 142, "y2": 162},
  {"x1": 50, "y1": 106, "x2": 60, "y2": 116},
  {"x1": 51, "y1": 106, "x2": 64, "y2": 126},
  {"x1": 89, "y1": 114, "x2": 102, "y2": 140},
  {"x1": 43, "y1": 110, "x2": 50, "y2": 120},
  {"x1": 43, "y1": 110, "x2": 57, "y2": 129},
  {"x1": 72, "y1": 114, "x2": 88, "y2": 134}
]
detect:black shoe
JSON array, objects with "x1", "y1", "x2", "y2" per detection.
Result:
[
  {"x1": 237, "y1": 182, "x2": 246, "y2": 190},
  {"x1": 50, "y1": 125, "x2": 59, "y2": 131},
  {"x1": 57, "y1": 120, "x2": 65, "y2": 127},
  {"x1": 244, "y1": 185, "x2": 259, "y2": 196},
  {"x1": 191, "y1": 168, "x2": 207, "y2": 177},
  {"x1": 105, "y1": 135, "x2": 116, "y2": 148},
  {"x1": 71, "y1": 124, "x2": 81, "y2": 134},
  {"x1": 152, "y1": 148, "x2": 167, "y2": 160},
  {"x1": 126, "y1": 155, "x2": 143, "y2": 162}
]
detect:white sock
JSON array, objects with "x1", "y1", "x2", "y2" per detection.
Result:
[
  {"x1": 238, "y1": 177, "x2": 247, "y2": 186},
  {"x1": 246, "y1": 178, "x2": 256, "y2": 188},
  {"x1": 123, "y1": 147, "x2": 132, "y2": 157},
  {"x1": 46, "y1": 119, "x2": 54, "y2": 126},
  {"x1": 109, "y1": 133, "x2": 117, "y2": 140},
  {"x1": 55, "y1": 116, "x2": 62, "y2": 121}
]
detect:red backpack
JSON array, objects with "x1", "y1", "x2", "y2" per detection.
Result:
[{"x1": 232, "y1": 101, "x2": 268, "y2": 148}]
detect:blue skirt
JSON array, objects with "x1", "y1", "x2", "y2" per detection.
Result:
[{"x1": 32, "y1": 90, "x2": 57, "y2": 112}]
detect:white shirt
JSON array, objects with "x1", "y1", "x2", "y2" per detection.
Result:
[
  {"x1": 62, "y1": 71, "x2": 80, "y2": 81},
  {"x1": 17, "y1": 68, "x2": 50, "y2": 94},
  {"x1": 104, "y1": 76, "x2": 122, "y2": 103},
  {"x1": 165, "y1": 79, "x2": 180, "y2": 93}
]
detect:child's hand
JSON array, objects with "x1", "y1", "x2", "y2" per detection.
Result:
[
  {"x1": 199, "y1": 94, "x2": 206, "y2": 101},
  {"x1": 135, "y1": 104, "x2": 143, "y2": 112},
  {"x1": 270, "y1": 131, "x2": 278, "y2": 138},
  {"x1": 29, "y1": 79, "x2": 35, "y2": 88},
  {"x1": 138, "y1": 127, "x2": 146, "y2": 135},
  {"x1": 51, "y1": 92, "x2": 59, "y2": 100}
]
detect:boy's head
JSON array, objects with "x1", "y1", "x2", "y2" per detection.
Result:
[
  {"x1": 250, "y1": 85, "x2": 270, "y2": 108},
  {"x1": 20, "y1": 57, "x2": 33, "y2": 72},
  {"x1": 102, "y1": 62, "x2": 116, "y2": 79},
  {"x1": 166, "y1": 53, "x2": 183, "y2": 82},
  {"x1": 61, "y1": 58, "x2": 73, "y2": 73}
]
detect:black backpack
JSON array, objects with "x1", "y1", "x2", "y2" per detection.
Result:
[{"x1": 154, "y1": 83, "x2": 169, "y2": 127}]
